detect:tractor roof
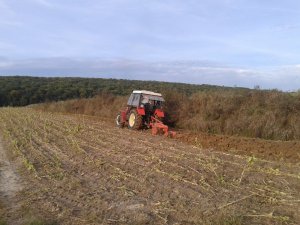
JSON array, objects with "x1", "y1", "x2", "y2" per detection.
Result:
[{"x1": 132, "y1": 90, "x2": 162, "y2": 97}]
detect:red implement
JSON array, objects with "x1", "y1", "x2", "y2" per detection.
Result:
[{"x1": 150, "y1": 116, "x2": 176, "y2": 137}]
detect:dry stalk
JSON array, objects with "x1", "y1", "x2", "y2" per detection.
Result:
[
  {"x1": 217, "y1": 193, "x2": 256, "y2": 210},
  {"x1": 243, "y1": 211, "x2": 290, "y2": 222},
  {"x1": 238, "y1": 156, "x2": 256, "y2": 184}
]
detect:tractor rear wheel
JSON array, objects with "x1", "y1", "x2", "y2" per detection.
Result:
[
  {"x1": 116, "y1": 112, "x2": 124, "y2": 128},
  {"x1": 128, "y1": 109, "x2": 143, "y2": 130}
]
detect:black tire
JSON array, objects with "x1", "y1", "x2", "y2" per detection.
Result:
[
  {"x1": 115, "y1": 112, "x2": 124, "y2": 128},
  {"x1": 128, "y1": 109, "x2": 143, "y2": 130}
]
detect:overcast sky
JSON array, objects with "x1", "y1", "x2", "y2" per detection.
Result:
[{"x1": 0, "y1": 0, "x2": 300, "y2": 90}]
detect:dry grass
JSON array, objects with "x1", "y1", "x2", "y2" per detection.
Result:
[
  {"x1": 34, "y1": 93, "x2": 127, "y2": 119},
  {"x1": 175, "y1": 90, "x2": 300, "y2": 141},
  {"x1": 34, "y1": 90, "x2": 300, "y2": 141}
]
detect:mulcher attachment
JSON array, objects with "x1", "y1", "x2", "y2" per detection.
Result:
[{"x1": 150, "y1": 116, "x2": 176, "y2": 138}]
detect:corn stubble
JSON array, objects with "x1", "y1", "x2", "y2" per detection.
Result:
[{"x1": 0, "y1": 108, "x2": 299, "y2": 225}]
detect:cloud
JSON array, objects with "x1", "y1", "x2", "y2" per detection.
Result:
[
  {"x1": 271, "y1": 24, "x2": 300, "y2": 32},
  {"x1": 0, "y1": 0, "x2": 23, "y2": 28},
  {"x1": 0, "y1": 41, "x2": 16, "y2": 51},
  {"x1": 30, "y1": 0, "x2": 53, "y2": 7},
  {"x1": 0, "y1": 57, "x2": 299, "y2": 91},
  {"x1": 0, "y1": 20, "x2": 22, "y2": 26},
  {"x1": 0, "y1": 0, "x2": 15, "y2": 16}
]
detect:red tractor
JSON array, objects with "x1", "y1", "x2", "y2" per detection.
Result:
[{"x1": 116, "y1": 90, "x2": 175, "y2": 137}]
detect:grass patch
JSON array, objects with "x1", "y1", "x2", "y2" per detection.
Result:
[{"x1": 0, "y1": 219, "x2": 7, "y2": 225}]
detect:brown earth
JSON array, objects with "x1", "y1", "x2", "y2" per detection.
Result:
[
  {"x1": 63, "y1": 113, "x2": 300, "y2": 164},
  {"x1": 176, "y1": 131, "x2": 300, "y2": 164},
  {"x1": 0, "y1": 108, "x2": 299, "y2": 225},
  {"x1": 0, "y1": 136, "x2": 23, "y2": 225}
]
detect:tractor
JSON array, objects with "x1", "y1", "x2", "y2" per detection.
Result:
[{"x1": 116, "y1": 90, "x2": 175, "y2": 137}]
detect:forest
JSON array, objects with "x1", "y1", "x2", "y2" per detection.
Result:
[{"x1": 0, "y1": 76, "x2": 245, "y2": 106}]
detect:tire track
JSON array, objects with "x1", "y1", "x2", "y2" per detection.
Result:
[{"x1": 0, "y1": 135, "x2": 22, "y2": 219}]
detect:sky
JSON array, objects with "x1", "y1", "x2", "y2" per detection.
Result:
[{"x1": 0, "y1": 0, "x2": 300, "y2": 90}]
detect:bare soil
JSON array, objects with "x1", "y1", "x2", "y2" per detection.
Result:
[
  {"x1": 0, "y1": 136, "x2": 22, "y2": 223},
  {"x1": 176, "y1": 131, "x2": 300, "y2": 164},
  {"x1": 0, "y1": 108, "x2": 299, "y2": 225}
]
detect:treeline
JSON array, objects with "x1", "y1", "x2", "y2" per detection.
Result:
[{"x1": 0, "y1": 76, "x2": 246, "y2": 106}]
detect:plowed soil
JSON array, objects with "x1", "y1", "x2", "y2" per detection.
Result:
[
  {"x1": 0, "y1": 108, "x2": 299, "y2": 225},
  {"x1": 176, "y1": 132, "x2": 300, "y2": 164}
]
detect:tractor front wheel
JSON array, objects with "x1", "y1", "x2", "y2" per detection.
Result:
[{"x1": 128, "y1": 109, "x2": 142, "y2": 130}]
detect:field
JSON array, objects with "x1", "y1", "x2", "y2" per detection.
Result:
[{"x1": 0, "y1": 108, "x2": 300, "y2": 225}]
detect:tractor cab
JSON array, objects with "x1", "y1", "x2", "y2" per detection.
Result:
[{"x1": 127, "y1": 90, "x2": 164, "y2": 109}]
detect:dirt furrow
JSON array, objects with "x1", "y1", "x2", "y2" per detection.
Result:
[{"x1": 0, "y1": 135, "x2": 23, "y2": 223}]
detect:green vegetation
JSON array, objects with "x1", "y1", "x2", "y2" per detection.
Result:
[
  {"x1": 0, "y1": 76, "x2": 246, "y2": 106},
  {"x1": 0, "y1": 219, "x2": 7, "y2": 225}
]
